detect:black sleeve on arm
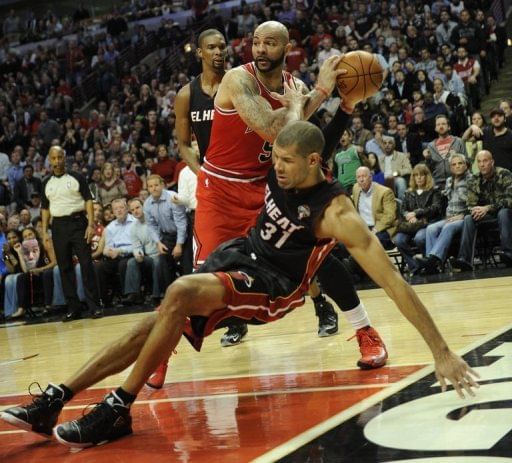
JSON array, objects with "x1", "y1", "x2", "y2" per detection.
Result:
[
  {"x1": 321, "y1": 107, "x2": 350, "y2": 163},
  {"x1": 41, "y1": 177, "x2": 50, "y2": 210},
  {"x1": 71, "y1": 171, "x2": 93, "y2": 201}
]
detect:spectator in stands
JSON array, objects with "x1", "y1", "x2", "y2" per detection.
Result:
[
  {"x1": 0, "y1": 151, "x2": 10, "y2": 183},
  {"x1": 351, "y1": 116, "x2": 372, "y2": 148},
  {"x1": 454, "y1": 46, "x2": 481, "y2": 110},
  {"x1": 465, "y1": 107, "x2": 512, "y2": 172},
  {"x1": 11, "y1": 227, "x2": 56, "y2": 319},
  {"x1": 423, "y1": 115, "x2": 467, "y2": 188},
  {"x1": 28, "y1": 193, "x2": 41, "y2": 219},
  {"x1": 451, "y1": 150, "x2": 512, "y2": 271},
  {"x1": 498, "y1": 99, "x2": 512, "y2": 129},
  {"x1": 333, "y1": 129, "x2": 367, "y2": 195},
  {"x1": 435, "y1": 9, "x2": 458, "y2": 46},
  {"x1": 451, "y1": 9, "x2": 485, "y2": 59},
  {"x1": 352, "y1": 166, "x2": 397, "y2": 250},
  {"x1": 462, "y1": 111, "x2": 486, "y2": 172},
  {"x1": 365, "y1": 121, "x2": 386, "y2": 159},
  {"x1": 19, "y1": 209, "x2": 32, "y2": 230},
  {"x1": 316, "y1": 37, "x2": 342, "y2": 68},
  {"x1": 416, "y1": 153, "x2": 471, "y2": 274},
  {"x1": 143, "y1": 175, "x2": 187, "y2": 291},
  {"x1": 367, "y1": 152, "x2": 385, "y2": 185},
  {"x1": 151, "y1": 145, "x2": 177, "y2": 189},
  {"x1": 121, "y1": 151, "x2": 145, "y2": 198},
  {"x1": 96, "y1": 198, "x2": 136, "y2": 306},
  {"x1": 397, "y1": 122, "x2": 423, "y2": 167},
  {"x1": 140, "y1": 110, "x2": 169, "y2": 158},
  {"x1": 37, "y1": 111, "x2": 61, "y2": 153},
  {"x1": 13, "y1": 165, "x2": 42, "y2": 212},
  {"x1": 7, "y1": 147, "x2": 25, "y2": 193},
  {"x1": 380, "y1": 136, "x2": 412, "y2": 200},
  {"x1": 2, "y1": 229, "x2": 23, "y2": 319},
  {"x1": 97, "y1": 162, "x2": 128, "y2": 207},
  {"x1": 354, "y1": 2, "x2": 377, "y2": 43},
  {"x1": 394, "y1": 164, "x2": 444, "y2": 274},
  {"x1": 443, "y1": 63, "x2": 467, "y2": 106},
  {"x1": 390, "y1": 69, "x2": 414, "y2": 102},
  {"x1": 124, "y1": 198, "x2": 160, "y2": 305}
]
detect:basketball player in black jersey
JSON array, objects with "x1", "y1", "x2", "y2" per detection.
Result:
[
  {"x1": 147, "y1": 28, "x2": 388, "y2": 390},
  {"x1": 0, "y1": 121, "x2": 479, "y2": 449}
]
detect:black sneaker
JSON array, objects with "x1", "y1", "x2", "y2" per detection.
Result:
[
  {"x1": 53, "y1": 391, "x2": 133, "y2": 448},
  {"x1": 0, "y1": 383, "x2": 65, "y2": 437},
  {"x1": 315, "y1": 299, "x2": 338, "y2": 337},
  {"x1": 220, "y1": 324, "x2": 248, "y2": 347}
]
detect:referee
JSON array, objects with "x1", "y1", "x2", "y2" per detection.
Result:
[{"x1": 41, "y1": 146, "x2": 102, "y2": 321}]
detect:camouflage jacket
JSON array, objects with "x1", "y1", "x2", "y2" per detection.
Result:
[{"x1": 466, "y1": 167, "x2": 512, "y2": 214}]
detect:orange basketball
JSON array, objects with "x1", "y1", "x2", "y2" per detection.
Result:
[{"x1": 336, "y1": 50, "x2": 384, "y2": 102}]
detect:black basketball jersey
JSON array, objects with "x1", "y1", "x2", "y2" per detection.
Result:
[
  {"x1": 247, "y1": 169, "x2": 347, "y2": 282},
  {"x1": 189, "y1": 75, "x2": 215, "y2": 163}
]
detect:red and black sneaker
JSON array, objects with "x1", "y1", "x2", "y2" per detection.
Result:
[{"x1": 351, "y1": 327, "x2": 388, "y2": 369}]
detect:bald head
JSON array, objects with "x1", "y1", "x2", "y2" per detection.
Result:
[
  {"x1": 48, "y1": 145, "x2": 66, "y2": 175},
  {"x1": 254, "y1": 21, "x2": 289, "y2": 44},
  {"x1": 476, "y1": 150, "x2": 495, "y2": 178}
]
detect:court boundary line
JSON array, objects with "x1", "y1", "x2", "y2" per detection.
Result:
[
  {"x1": 251, "y1": 321, "x2": 512, "y2": 463},
  {"x1": 0, "y1": 382, "x2": 389, "y2": 434}
]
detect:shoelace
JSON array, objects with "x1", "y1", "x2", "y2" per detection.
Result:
[
  {"x1": 75, "y1": 401, "x2": 117, "y2": 436},
  {"x1": 347, "y1": 330, "x2": 382, "y2": 354},
  {"x1": 25, "y1": 382, "x2": 50, "y2": 410}
]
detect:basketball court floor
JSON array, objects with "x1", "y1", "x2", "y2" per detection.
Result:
[{"x1": 1, "y1": 272, "x2": 511, "y2": 462}]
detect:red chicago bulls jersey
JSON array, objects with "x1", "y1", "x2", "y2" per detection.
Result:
[
  {"x1": 454, "y1": 58, "x2": 476, "y2": 83},
  {"x1": 203, "y1": 62, "x2": 296, "y2": 181}
]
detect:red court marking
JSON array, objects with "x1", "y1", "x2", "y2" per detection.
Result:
[{"x1": 0, "y1": 366, "x2": 423, "y2": 462}]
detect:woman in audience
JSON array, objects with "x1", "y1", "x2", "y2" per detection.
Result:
[
  {"x1": 393, "y1": 164, "x2": 444, "y2": 274},
  {"x1": 3, "y1": 230, "x2": 23, "y2": 319},
  {"x1": 97, "y1": 162, "x2": 128, "y2": 206},
  {"x1": 415, "y1": 70, "x2": 434, "y2": 94}
]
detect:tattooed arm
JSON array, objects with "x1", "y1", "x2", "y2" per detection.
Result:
[{"x1": 216, "y1": 68, "x2": 305, "y2": 143}]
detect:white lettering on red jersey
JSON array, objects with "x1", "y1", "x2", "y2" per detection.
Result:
[{"x1": 203, "y1": 62, "x2": 296, "y2": 181}]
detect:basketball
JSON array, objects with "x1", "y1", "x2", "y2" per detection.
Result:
[{"x1": 336, "y1": 51, "x2": 384, "y2": 102}]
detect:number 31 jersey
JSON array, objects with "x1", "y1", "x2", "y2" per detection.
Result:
[
  {"x1": 248, "y1": 169, "x2": 346, "y2": 283},
  {"x1": 203, "y1": 62, "x2": 296, "y2": 181}
]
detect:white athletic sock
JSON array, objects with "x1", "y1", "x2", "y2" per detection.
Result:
[{"x1": 343, "y1": 303, "x2": 371, "y2": 330}]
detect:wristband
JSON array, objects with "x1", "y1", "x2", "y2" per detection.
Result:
[{"x1": 315, "y1": 85, "x2": 330, "y2": 100}]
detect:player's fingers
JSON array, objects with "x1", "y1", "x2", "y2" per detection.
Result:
[
  {"x1": 436, "y1": 372, "x2": 447, "y2": 393},
  {"x1": 466, "y1": 365, "x2": 481, "y2": 379}
]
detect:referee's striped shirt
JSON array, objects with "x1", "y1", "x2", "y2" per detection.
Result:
[{"x1": 41, "y1": 171, "x2": 92, "y2": 217}]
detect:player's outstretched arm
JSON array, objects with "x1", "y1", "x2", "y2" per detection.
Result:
[
  {"x1": 174, "y1": 84, "x2": 200, "y2": 174},
  {"x1": 217, "y1": 68, "x2": 304, "y2": 143},
  {"x1": 316, "y1": 195, "x2": 480, "y2": 398}
]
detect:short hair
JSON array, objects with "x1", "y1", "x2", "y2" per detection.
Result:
[
  {"x1": 128, "y1": 197, "x2": 143, "y2": 208},
  {"x1": 111, "y1": 198, "x2": 127, "y2": 208},
  {"x1": 198, "y1": 28, "x2": 224, "y2": 47},
  {"x1": 147, "y1": 174, "x2": 165, "y2": 184},
  {"x1": 435, "y1": 114, "x2": 450, "y2": 124},
  {"x1": 275, "y1": 121, "x2": 325, "y2": 158},
  {"x1": 448, "y1": 152, "x2": 467, "y2": 165}
]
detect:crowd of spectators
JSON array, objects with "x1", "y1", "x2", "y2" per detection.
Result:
[{"x1": 0, "y1": 0, "x2": 511, "y2": 322}]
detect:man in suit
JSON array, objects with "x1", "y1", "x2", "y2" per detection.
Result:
[{"x1": 352, "y1": 166, "x2": 397, "y2": 250}]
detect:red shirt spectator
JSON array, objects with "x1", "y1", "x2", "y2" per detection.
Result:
[
  {"x1": 151, "y1": 145, "x2": 177, "y2": 187},
  {"x1": 286, "y1": 39, "x2": 307, "y2": 73}
]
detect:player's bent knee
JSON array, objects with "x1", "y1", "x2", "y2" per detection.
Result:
[{"x1": 161, "y1": 277, "x2": 199, "y2": 314}]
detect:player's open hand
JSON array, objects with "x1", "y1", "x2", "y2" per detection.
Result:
[
  {"x1": 317, "y1": 55, "x2": 346, "y2": 94},
  {"x1": 434, "y1": 350, "x2": 480, "y2": 399},
  {"x1": 270, "y1": 81, "x2": 308, "y2": 114}
]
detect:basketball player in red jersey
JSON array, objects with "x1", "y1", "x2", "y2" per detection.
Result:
[{"x1": 191, "y1": 21, "x2": 388, "y2": 365}]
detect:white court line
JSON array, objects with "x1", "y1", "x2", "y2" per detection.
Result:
[
  {"x1": 251, "y1": 321, "x2": 512, "y2": 463},
  {"x1": 0, "y1": 382, "x2": 388, "y2": 435}
]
